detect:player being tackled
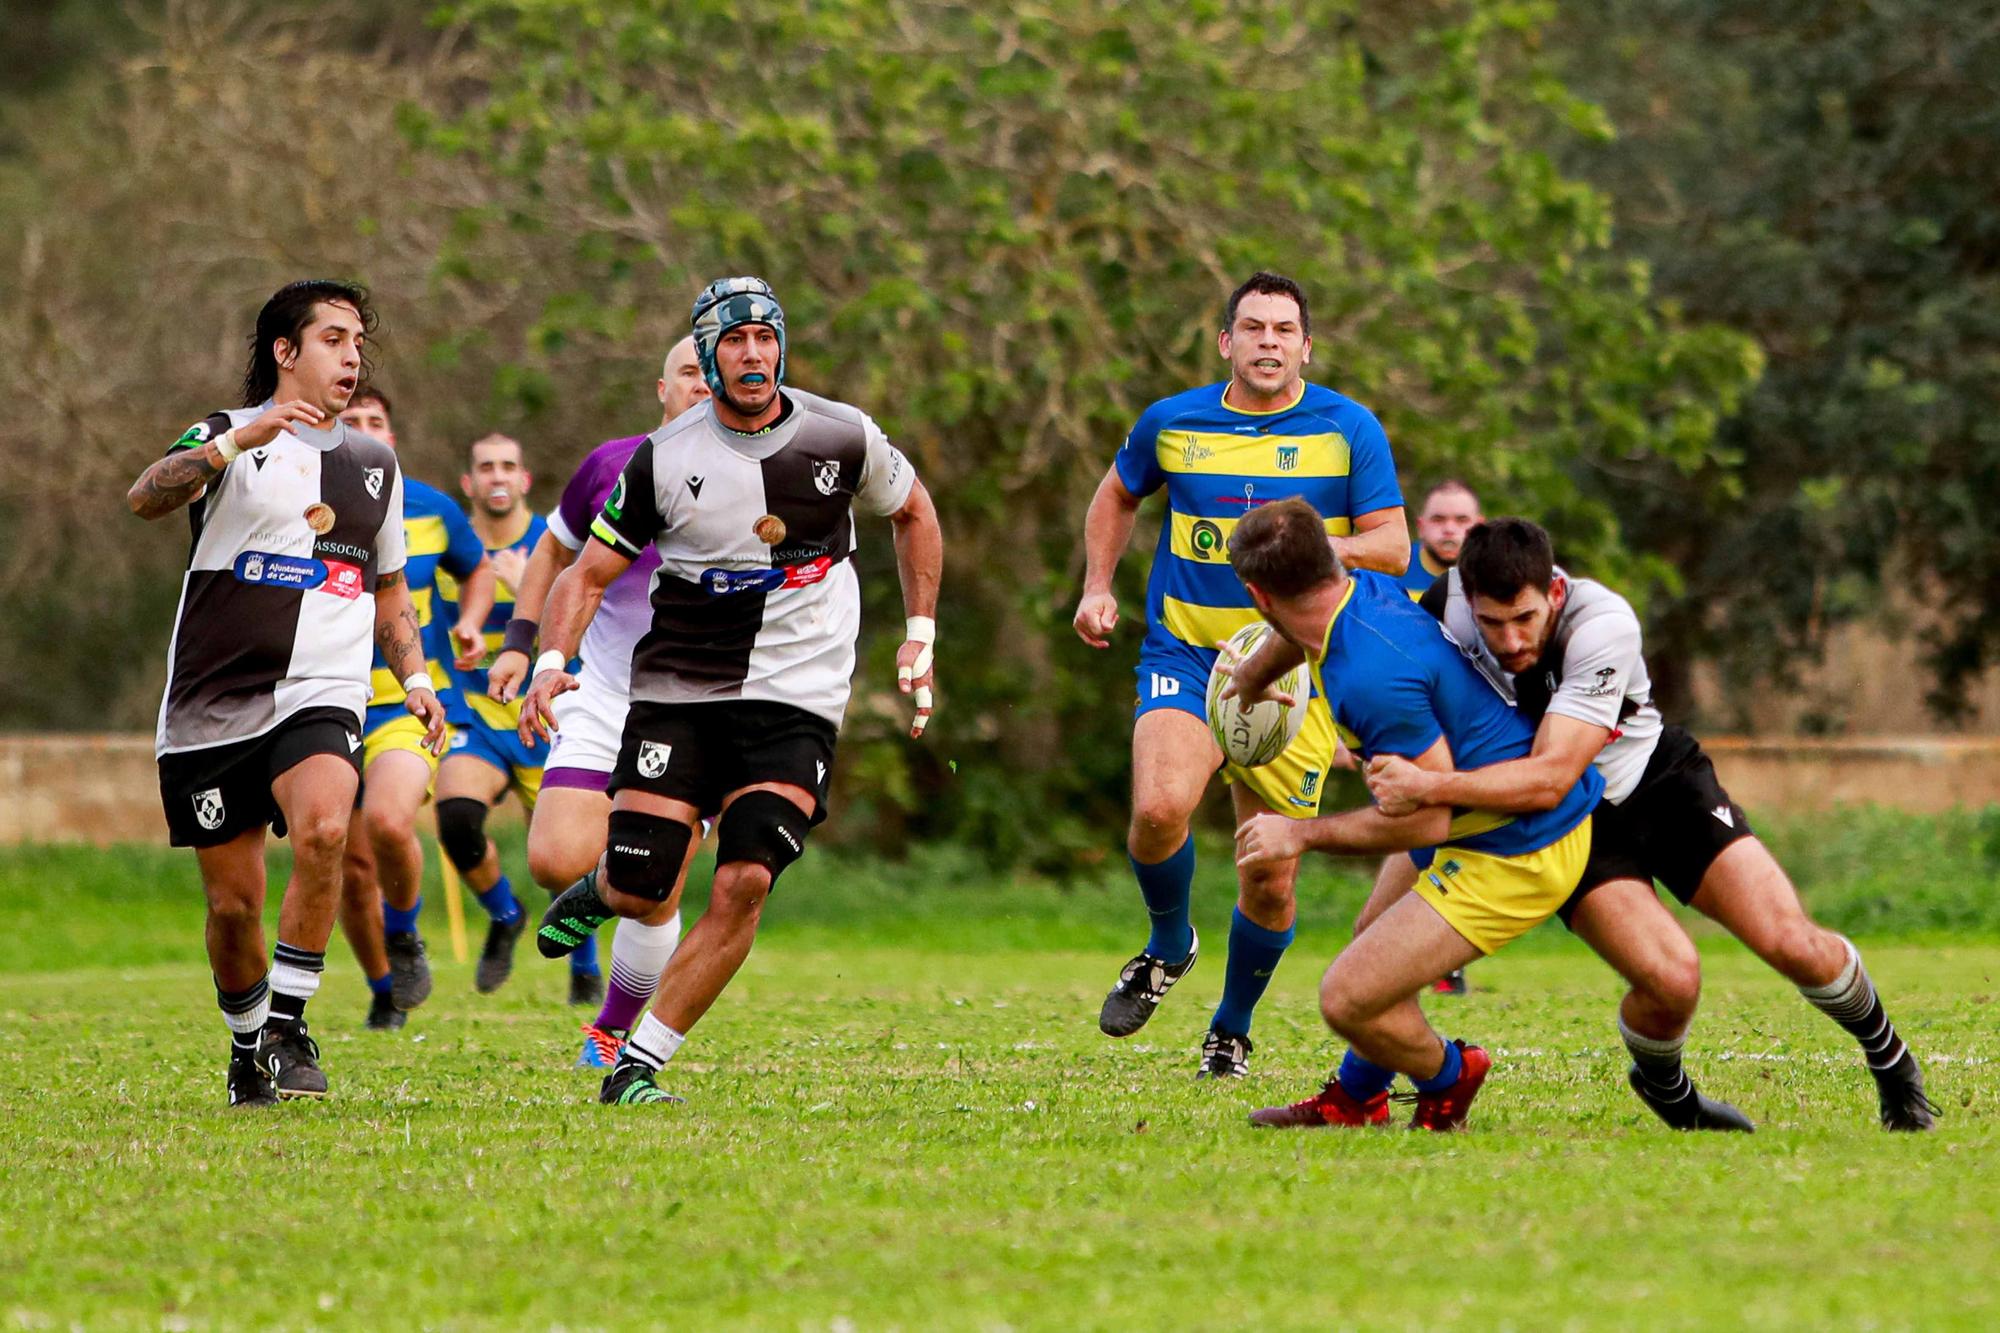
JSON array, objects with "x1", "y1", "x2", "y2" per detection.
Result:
[{"x1": 1221, "y1": 499, "x2": 1600, "y2": 1131}]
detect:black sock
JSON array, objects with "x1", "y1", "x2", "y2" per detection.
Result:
[
  {"x1": 217, "y1": 976, "x2": 270, "y2": 1057},
  {"x1": 267, "y1": 942, "x2": 326, "y2": 1032},
  {"x1": 1620, "y1": 1016, "x2": 1693, "y2": 1102},
  {"x1": 1801, "y1": 938, "x2": 1908, "y2": 1073}
]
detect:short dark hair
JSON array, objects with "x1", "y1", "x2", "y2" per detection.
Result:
[
  {"x1": 346, "y1": 385, "x2": 392, "y2": 419},
  {"x1": 1224, "y1": 271, "x2": 1311, "y2": 337},
  {"x1": 1457, "y1": 518, "x2": 1555, "y2": 602},
  {"x1": 466, "y1": 432, "x2": 524, "y2": 468},
  {"x1": 242, "y1": 279, "x2": 376, "y2": 408},
  {"x1": 1421, "y1": 479, "x2": 1480, "y2": 513},
  {"x1": 1229, "y1": 498, "x2": 1340, "y2": 599}
]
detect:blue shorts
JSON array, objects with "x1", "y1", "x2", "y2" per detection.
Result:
[
  {"x1": 1131, "y1": 632, "x2": 1337, "y2": 819},
  {"x1": 446, "y1": 716, "x2": 548, "y2": 811}
]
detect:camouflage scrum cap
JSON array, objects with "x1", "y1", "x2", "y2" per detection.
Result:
[{"x1": 691, "y1": 276, "x2": 787, "y2": 401}]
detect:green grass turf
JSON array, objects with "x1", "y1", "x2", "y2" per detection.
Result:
[{"x1": 2, "y1": 843, "x2": 1997, "y2": 1329}]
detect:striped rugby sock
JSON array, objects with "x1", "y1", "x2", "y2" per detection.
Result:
[
  {"x1": 1620, "y1": 1015, "x2": 1693, "y2": 1102},
  {"x1": 1800, "y1": 937, "x2": 1908, "y2": 1072},
  {"x1": 216, "y1": 976, "x2": 271, "y2": 1056},
  {"x1": 268, "y1": 942, "x2": 326, "y2": 1030}
]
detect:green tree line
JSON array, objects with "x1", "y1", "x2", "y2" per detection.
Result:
[{"x1": 5, "y1": 0, "x2": 1980, "y2": 864}]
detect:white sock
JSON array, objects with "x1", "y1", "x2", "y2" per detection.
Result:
[
  {"x1": 623, "y1": 1011, "x2": 686, "y2": 1071},
  {"x1": 609, "y1": 913, "x2": 682, "y2": 1013}
]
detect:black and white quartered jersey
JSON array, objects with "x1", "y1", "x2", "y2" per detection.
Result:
[
  {"x1": 1426, "y1": 566, "x2": 1663, "y2": 803},
  {"x1": 153, "y1": 407, "x2": 405, "y2": 758},
  {"x1": 589, "y1": 390, "x2": 917, "y2": 729}
]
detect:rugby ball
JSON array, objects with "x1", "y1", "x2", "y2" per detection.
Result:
[{"x1": 1205, "y1": 623, "x2": 1308, "y2": 768}]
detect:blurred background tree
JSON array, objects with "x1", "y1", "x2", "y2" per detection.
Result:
[{"x1": 0, "y1": 0, "x2": 1811, "y2": 869}]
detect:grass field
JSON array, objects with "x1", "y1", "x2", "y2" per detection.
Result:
[{"x1": 2, "y1": 838, "x2": 1997, "y2": 1329}]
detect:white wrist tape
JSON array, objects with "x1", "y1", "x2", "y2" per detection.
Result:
[
  {"x1": 402, "y1": 672, "x2": 434, "y2": 696},
  {"x1": 534, "y1": 650, "x2": 567, "y2": 678},
  {"x1": 212, "y1": 429, "x2": 243, "y2": 463},
  {"x1": 899, "y1": 615, "x2": 936, "y2": 682}
]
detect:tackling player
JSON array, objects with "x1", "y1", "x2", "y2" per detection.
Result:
[
  {"x1": 433, "y1": 435, "x2": 605, "y2": 1002},
  {"x1": 1073, "y1": 271, "x2": 1409, "y2": 1078},
  {"x1": 333, "y1": 388, "x2": 494, "y2": 1027},
  {"x1": 1224, "y1": 499, "x2": 1598, "y2": 1129},
  {"x1": 129, "y1": 280, "x2": 446, "y2": 1104},
  {"x1": 1366, "y1": 519, "x2": 1937, "y2": 1130},
  {"x1": 524, "y1": 276, "x2": 943, "y2": 1106},
  {"x1": 487, "y1": 335, "x2": 711, "y2": 1067}
]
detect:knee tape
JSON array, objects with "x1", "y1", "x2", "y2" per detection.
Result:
[
  {"x1": 434, "y1": 797, "x2": 490, "y2": 872},
  {"x1": 715, "y1": 791, "x2": 811, "y2": 883},
  {"x1": 605, "y1": 810, "x2": 693, "y2": 904}
]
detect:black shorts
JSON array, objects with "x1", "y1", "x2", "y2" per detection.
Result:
[
  {"x1": 609, "y1": 700, "x2": 835, "y2": 825},
  {"x1": 158, "y1": 707, "x2": 363, "y2": 848},
  {"x1": 1560, "y1": 725, "x2": 1753, "y2": 922}
]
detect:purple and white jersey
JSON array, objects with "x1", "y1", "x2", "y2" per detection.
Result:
[{"x1": 547, "y1": 434, "x2": 660, "y2": 698}]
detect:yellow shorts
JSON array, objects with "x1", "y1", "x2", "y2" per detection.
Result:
[
  {"x1": 1226, "y1": 695, "x2": 1339, "y2": 820},
  {"x1": 361, "y1": 714, "x2": 446, "y2": 777},
  {"x1": 1411, "y1": 816, "x2": 1594, "y2": 955}
]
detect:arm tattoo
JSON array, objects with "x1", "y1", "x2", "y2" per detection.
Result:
[
  {"x1": 375, "y1": 586, "x2": 428, "y2": 681},
  {"x1": 128, "y1": 446, "x2": 224, "y2": 520}
]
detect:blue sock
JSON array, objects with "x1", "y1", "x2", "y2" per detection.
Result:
[
  {"x1": 383, "y1": 897, "x2": 422, "y2": 935},
  {"x1": 366, "y1": 971, "x2": 392, "y2": 997},
  {"x1": 1212, "y1": 907, "x2": 1294, "y2": 1035},
  {"x1": 1131, "y1": 835, "x2": 1195, "y2": 962},
  {"x1": 476, "y1": 875, "x2": 522, "y2": 925},
  {"x1": 570, "y1": 930, "x2": 600, "y2": 976},
  {"x1": 1336, "y1": 1048, "x2": 1396, "y2": 1101},
  {"x1": 1413, "y1": 1039, "x2": 1464, "y2": 1094}
]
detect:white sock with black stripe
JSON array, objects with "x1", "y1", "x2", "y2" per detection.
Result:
[
  {"x1": 216, "y1": 976, "x2": 271, "y2": 1057},
  {"x1": 1800, "y1": 937, "x2": 1908, "y2": 1073},
  {"x1": 618, "y1": 1011, "x2": 686, "y2": 1073}
]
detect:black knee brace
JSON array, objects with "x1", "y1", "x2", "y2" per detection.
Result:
[
  {"x1": 434, "y1": 797, "x2": 490, "y2": 873},
  {"x1": 605, "y1": 809, "x2": 694, "y2": 903},
  {"x1": 715, "y1": 791, "x2": 811, "y2": 883}
]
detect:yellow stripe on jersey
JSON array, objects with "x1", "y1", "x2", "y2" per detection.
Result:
[
  {"x1": 1332, "y1": 718, "x2": 1514, "y2": 842},
  {"x1": 464, "y1": 691, "x2": 523, "y2": 732},
  {"x1": 370, "y1": 661, "x2": 453, "y2": 706},
  {"x1": 1168, "y1": 510, "x2": 1355, "y2": 564},
  {"x1": 1160, "y1": 597, "x2": 1265, "y2": 651},
  {"x1": 1157, "y1": 429, "x2": 1353, "y2": 479},
  {"x1": 405, "y1": 514, "x2": 451, "y2": 560}
]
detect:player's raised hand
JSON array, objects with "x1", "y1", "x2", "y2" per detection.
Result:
[
  {"x1": 489, "y1": 547, "x2": 528, "y2": 593},
  {"x1": 518, "y1": 667, "x2": 577, "y2": 745},
  {"x1": 1364, "y1": 754, "x2": 1433, "y2": 817},
  {"x1": 406, "y1": 685, "x2": 449, "y2": 755},
  {"x1": 1235, "y1": 812, "x2": 1305, "y2": 869},
  {"x1": 451, "y1": 620, "x2": 486, "y2": 670},
  {"x1": 1072, "y1": 591, "x2": 1119, "y2": 649},
  {"x1": 235, "y1": 399, "x2": 326, "y2": 450},
  {"x1": 896, "y1": 637, "x2": 936, "y2": 738},
  {"x1": 488, "y1": 649, "x2": 528, "y2": 703},
  {"x1": 1214, "y1": 637, "x2": 1297, "y2": 709}
]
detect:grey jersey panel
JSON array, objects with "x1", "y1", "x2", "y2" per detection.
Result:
[{"x1": 1436, "y1": 566, "x2": 1663, "y2": 803}]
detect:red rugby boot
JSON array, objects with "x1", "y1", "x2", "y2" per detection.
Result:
[
  {"x1": 1406, "y1": 1041, "x2": 1492, "y2": 1132},
  {"x1": 1249, "y1": 1080, "x2": 1392, "y2": 1129}
]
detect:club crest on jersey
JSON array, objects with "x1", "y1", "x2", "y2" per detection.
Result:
[
  {"x1": 364, "y1": 467, "x2": 385, "y2": 500},
  {"x1": 193, "y1": 788, "x2": 225, "y2": 831},
  {"x1": 1300, "y1": 769, "x2": 1321, "y2": 800},
  {"x1": 1276, "y1": 444, "x2": 1299, "y2": 472},
  {"x1": 811, "y1": 458, "x2": 840, "y2": 496},
  {"x1": 637, "y1": 741, "x2": 671, "y2": 779},
  {"x1": 1190, "y1": 519, "x2": 1225, "y2": 561}
]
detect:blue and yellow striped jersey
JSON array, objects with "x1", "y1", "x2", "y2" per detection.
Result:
[
  {"x1": 1391, "y1": 547, "x2": 1450, "y2": 600},
  {"x1": 439, "y1": 512, "x2": 547, "y2": 731},
  {"x1": 367, "y1": 478, "x2": 485, "y2": 712},
  {"x1": 1114, "y1": 381, "x2": 1402, "y2": 651}
]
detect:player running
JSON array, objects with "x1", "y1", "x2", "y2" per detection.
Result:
[
  {"x1": 1223, "y1": 499, "x2": 1600, "y2": 1129},
  {"x1": 1366, "y1": 519, "x2": 1937, "y2": 1130},
  {"x1": 486, "y1": 335, "x2": 712, "y2": 1067},
  {"x1": 333, "y1": 388, "x2": 494, "y2": 1028},
  {"x1": 130, "y1": 279, "x2": 446, "y2": 1105},
  {"x1": 432, "y1": 434, "x2": 604, "y2": 1002},
  {"x1": 525, "y1": 276, "x2": 943, "y2": 1106},
  {"x1": 1073, "y1": 271, "x2": 1409, "y2": 1079}
]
